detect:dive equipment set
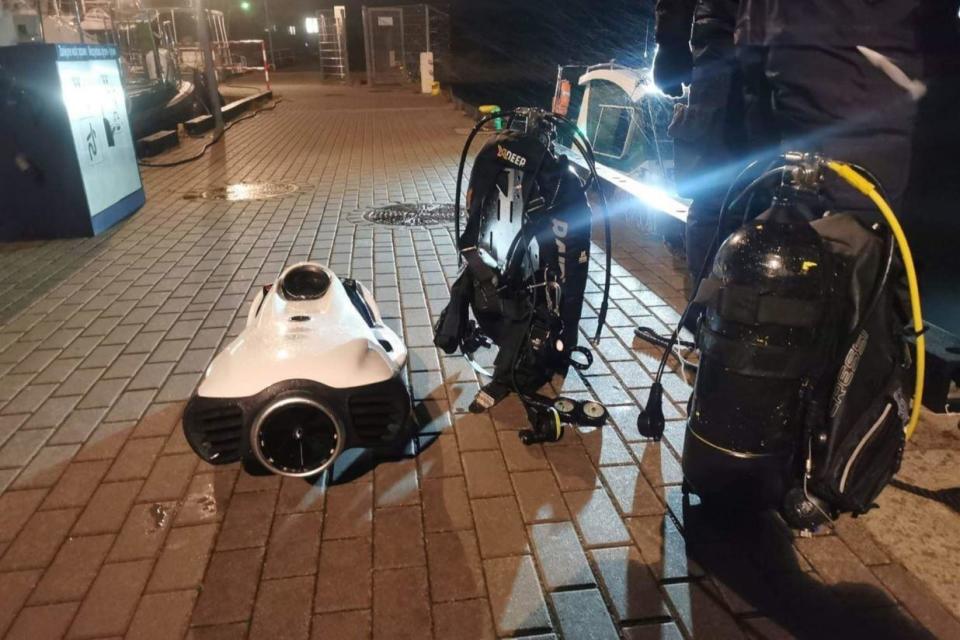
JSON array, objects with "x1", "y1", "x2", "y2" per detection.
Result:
[
  {"x1": 181, "y1": 106, "x2": 618, "y2": 478},
  {"x1": 637, "y1": 152, "x2": 925, "y2": 530},
  {"x1": 178, "y1": 115, "x2": 925, "y2": 531},
  {"x1": 434, "y1": 107, "x2": 614, "y2": 445}
]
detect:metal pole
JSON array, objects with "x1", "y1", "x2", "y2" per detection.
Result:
[
  {"x1": 398, "y1": 8, "x2": 406, "y2": 81},
  {"x1": 73, "y1": 0, "x2": 84, "y2": 43},
  {"x1": 262, "y1": 0, "x2": 275, "y2": 69},
  {"x1": 424, "y1": 4, "x2": 430, "y2": 53},
  {"x1": 337, "y1": 5, "x2": 349, "y2": 82},
  {"x1": 362, "y1": 6, "x2": 372, "y2": 86},
  {"x1": 216, "y1": 14, "x2": 230, "y2": 68},
  {"x1": 150, "y1": 9, "x2": 163, "y2": 83},
  {"x1": 261, "y1": 39, "x2": 271, "y2": 91},
  {"x1": 34, "y1": 0, "x2": 46, "y2": 42},
  {"x1": 195, "y1": 0, "x2": 224, "y2": 135},
  {"x1": 317, "y1": 13, "x2": 325, "y2": 79}
]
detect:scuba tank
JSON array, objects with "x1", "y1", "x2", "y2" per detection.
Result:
[
  {"x1": 638, "y1": 152, "x2": 925, "y2": 531},
  {"x1": 684, "y1": 200, "x2": 833, "y2": 508},
  {"x1": 434, "y1": 108, "x2": 613, "y2": 444}
]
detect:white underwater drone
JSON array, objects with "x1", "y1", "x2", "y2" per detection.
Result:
[{"x1": 182, "y1": 263, "x2": 411, "y2": 477}]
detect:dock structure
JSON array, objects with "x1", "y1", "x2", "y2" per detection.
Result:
[{"x1": 0, "y1": 72, "x2": 957, "y2": 639}]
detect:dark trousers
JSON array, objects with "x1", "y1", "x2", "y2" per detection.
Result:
[
  {"x1": 669, "y1": 37, "x2": 747, "y2": 281},
  {"x1": 743, "y1": 45, "x2": 920, "y2": 214},
  {"x1": 676, "y1": 44, "x2": 921, "y2": 289}
]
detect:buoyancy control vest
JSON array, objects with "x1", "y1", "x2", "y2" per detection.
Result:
[
  {"x1": 434, "y1": 109, "x2": 611, "y2": 415},
  {"x1": 639, "y1": 153, "x2": 923, "y2": 531},
  {"x1": 684, "y1": 202, "x2": 912, "y2": 525}
]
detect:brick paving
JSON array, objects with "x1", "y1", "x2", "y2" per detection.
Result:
[{"x1": 0, "y1": 71, "x2": 957, "y2": 639}]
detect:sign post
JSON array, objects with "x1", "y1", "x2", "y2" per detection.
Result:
[
  {"x1": 263, "y1": 0, "x2": 276, "y2": 69},
  {"x1": 195, "y1": 0, "x2": 224, "y2": 135}
]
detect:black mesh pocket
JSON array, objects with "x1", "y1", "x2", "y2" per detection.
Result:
[{"x1": 814, "y1": 394, "x2": 906, "y2": 514}]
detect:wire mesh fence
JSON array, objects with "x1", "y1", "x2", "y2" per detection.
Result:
[{"x1": 362, "y1": 3, "x2": 450, "y2": 86}]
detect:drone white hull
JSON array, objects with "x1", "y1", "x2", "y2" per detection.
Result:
[{"x1": 182, "y1": 263, "x2": 411, "y2": 477}]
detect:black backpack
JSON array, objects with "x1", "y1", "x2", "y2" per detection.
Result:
[{"x1": 804, "y1": 214, "x2": 911, "y2": 517}]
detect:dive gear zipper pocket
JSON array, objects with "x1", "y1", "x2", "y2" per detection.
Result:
[
  {"x1": 815, "y1": 395, "x2": 905, "y2": 514},
  {"x1": 839, "y1": 402, "x2": 892, "y2": 493}
]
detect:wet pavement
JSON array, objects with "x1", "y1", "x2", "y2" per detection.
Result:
[{"x1": 0, "y1": 71, "x2": 957, "y2": 639}]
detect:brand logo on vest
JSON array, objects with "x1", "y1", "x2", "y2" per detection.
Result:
[
  {"x1": 830, "y1": 329, "x2": 869, "y2": 418},
  {"x1": 497, "y1": 145, "x2": 527, "y2": 168},
  {"x1": 552, "y1": 218, "x2": 568, "y2": 281}
]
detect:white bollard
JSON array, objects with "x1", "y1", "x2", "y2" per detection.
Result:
[{"x1": 420, "y1": 51, "x2": 435, "y2": 94}]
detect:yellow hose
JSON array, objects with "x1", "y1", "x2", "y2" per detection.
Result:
[{"x1": 826, "y1": 161, "x2": 925, "y2": 439}]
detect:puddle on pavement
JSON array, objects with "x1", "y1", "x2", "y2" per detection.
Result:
[
  {"x1": 150, "y1": 503, "x2": 170, "y2": 529},
  {"x1": 184, "y1": 182, "x2": 300, "y2": 201},
  {"x1": 176, "y1": 477, "x2": 224, "y2": 523},
  {"x1": 193, "y1": 493, "x2": 219, "y2": 516}
]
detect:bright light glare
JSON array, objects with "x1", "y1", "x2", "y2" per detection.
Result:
[
  {"x1": 764, "y1": 255, "x2": 784, "y2": 271},
  {"x1": 305, "y1": 17, "x2": 319, "y2": 34},
  {"x1": 565, "y1": 149, "x2": 689, "y2": 221},
  {"x1": 288, "y1": 25, "x2": 296, "y2": 35}
]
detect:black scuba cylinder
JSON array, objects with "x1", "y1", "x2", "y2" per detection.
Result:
[{"x1": 682, "y1": 201, "x2": 835, "y2": 506}]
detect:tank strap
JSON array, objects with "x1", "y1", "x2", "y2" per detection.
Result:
[
  {"x1": 697, "y1": 278, "x2": 823, "y2": 328},
  {"x1": 701, "y1": 327, "x2": 820, "y2": 379}
]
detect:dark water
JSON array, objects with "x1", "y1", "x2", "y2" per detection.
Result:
[
  {"x1": 450, "y1": 81, "x2": 553, "y2": 111},
  {"x1": 449, "y1": 0, "x2": 656, "y2": 108}
]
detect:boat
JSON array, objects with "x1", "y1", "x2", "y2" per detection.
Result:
[
  {"x1": 0, "y1": 0, "x2": 247, "y2": 138},
  {"x1": 553, "y1": 61, "x2": 689, "y2": 224}
]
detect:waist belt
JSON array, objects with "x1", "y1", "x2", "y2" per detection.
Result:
[{"x1": 700, "y1": 326, "x2": 820, "y2": 379}]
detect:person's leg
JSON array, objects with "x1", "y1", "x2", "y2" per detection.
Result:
[
  {"x1": 671, "y1": 44, "x2": 747, "y2": 281},
  {"x1": 684, "y1": 198, "x2": 724, "y2": 279},
  {"x1": 764, "y1": 46, "x2": 921, "y2": 214},
  {"x1": 739, "y1": 45, "x2": 780, "y2": 160}
]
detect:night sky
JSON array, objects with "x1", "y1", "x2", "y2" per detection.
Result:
[
  {"x1": 449, "y1": 0, "x2": 656, "y2": 104},
  {"x1": 448, "y1": 1, "x2": 655, "y2": 70}
]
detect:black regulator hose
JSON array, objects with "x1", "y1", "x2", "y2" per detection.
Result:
[{"x1": 545, "y1": 112, "x2": 613, "y2": 343}]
